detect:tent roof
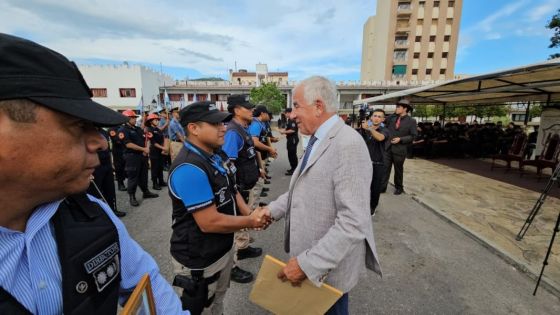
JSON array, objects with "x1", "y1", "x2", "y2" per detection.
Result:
[{"x1": 355, "y1": 59, "x2": 560, "y2": 106}]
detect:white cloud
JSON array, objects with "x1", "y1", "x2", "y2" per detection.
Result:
[{"x1": 0, "y1": 0, "x2": 374, "y2": 80}]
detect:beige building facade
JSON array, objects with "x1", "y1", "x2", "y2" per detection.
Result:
[
  {"x1": 361, "y1": 0, "x2": 463, "y2": 82},
  {"x1": 229, "y1": 63, "x2": 288, "y2": 86}
]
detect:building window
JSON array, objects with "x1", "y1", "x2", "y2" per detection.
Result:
[
  {"x1": 415, "y1": 36, "x2": 422, "y2": 42},
  {"x1": 447, "y1": 18, "x2": 453, "y2": 25},
  {"x1": 412, "y1": 69, "x2": 418, "y2": 75},
  {"x1": 426, "y1": 69, "x2": 432, "y2": 75},
  {"x1": 434, "y1": 1, "x2": 440, "y2": 7},
  {"x1": 91, "y1": 88, "x2": 107, "y2": 98},
  {"x1": 428, "y1": 52, "x2": 434, "y2": 58},
  {"x1": 512, "y1": 114, "x2": 526, "y2": 122},
  {"x1": 392, "y1": 65, "x2": 407, "y2": 76},
  {"x1": 414, "y1": 52, "x2": 420, "y2": 58},
  {"x1": 444, "y1": 35, "x2": 451, "y2": 41},
  {"x1": 430, "y1": 35, "x2": 436, "y2": 42},
  {"x1": 440, "y1": 69, "x2": 446, "y2": 75},
  {"x1": 419, "y1": 1, "x2": 425, "y2": 7},
  {"x1": 395, "y1": 36, "x2": 408, "y2": 46},
  {"x1": 449, "y1": 1, "x2": 455, "y2": 7},
  {"x1": 417, "y1": 18, "x2": 424, "y2": 25},
  {"x1": 442, "y1": 52, "x2": 449, "y2": 58},
  {"x1": 169, "y1": 94, "x2": 183, "y2": 101},
  {"x1": 393, "y1": 49, "x2": 408, "y2": 60},
  {"x1": 119, "y1": 88, "x2": 136, "y2": 98}
]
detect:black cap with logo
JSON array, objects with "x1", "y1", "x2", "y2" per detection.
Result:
[
  {"x1": 253, "y1": 105, "x2": 270, "y2": 117},
  {"x1": 180, "y1": 101, "x2": 232, "y2": 126},
  {"x1": 0, "y1": 33, "x2": 127, "y2": 126}
]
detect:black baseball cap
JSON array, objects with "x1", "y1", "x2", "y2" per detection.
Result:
[
  {"x1": 0, "y1": 33, "x2": 127, "y2": 126},
  {"x1": 180, "y1": 101, "x2": 232, "y2": 126},
  {"x1": 227, "y1": 94, "x2": 255, "y2": 113},
  {"x1": 253, "y1": 105, "x2": 269, "y2": 117},
  {"x1": 285, "y1": 108, "x2": 292, "y2": 113}
]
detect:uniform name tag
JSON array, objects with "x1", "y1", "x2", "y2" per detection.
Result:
[{"x1": 84, "y1": 242, "x2": 120, "y2": 292}]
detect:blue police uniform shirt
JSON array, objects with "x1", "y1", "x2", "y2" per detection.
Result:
[
  {"x1": 169, "y1": 148, "x2": 228, "y2": 212},
  {"x1": 0, "y1": 195, "x2": 188, "y2": 315},
  {"x1": 222, "y1": 130, "x2": 244, "y2": 160},
  {"x1": 169, "y1": 118, "x2": 185, "y2": 141},
  {"x1": 248, "y1": 118, "x2": 265, "y2": 138}
]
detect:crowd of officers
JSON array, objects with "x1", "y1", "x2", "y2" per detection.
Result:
[
  {"x1": 410, "y1": 121, "x2": 537, "y2": 159},
  {"x1": 90, "y1": 95, "x2": 286, "y2": 313}
]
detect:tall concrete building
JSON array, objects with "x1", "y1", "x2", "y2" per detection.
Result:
[{"x1": 361, "y1": 0, "x2": 463, "y2": 82}]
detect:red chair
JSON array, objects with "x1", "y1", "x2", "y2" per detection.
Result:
[
  {"x1": 491, "y1": 133, "x2": 528, "y2": 171},
  {"x1": 520, "y1": 133, "x2": 560, "y2": 180}
]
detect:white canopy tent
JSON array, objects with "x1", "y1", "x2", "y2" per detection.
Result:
[{"x1": 354, "y1": 59, "x2": 560, "y2": 106}]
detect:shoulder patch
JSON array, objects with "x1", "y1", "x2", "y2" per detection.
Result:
[
  {"x1": 109, "y1": 130, "x2": 116, "y2": 137},
  {"x1": 118, "y1": 132, "x2": 125, "y2": 140}
]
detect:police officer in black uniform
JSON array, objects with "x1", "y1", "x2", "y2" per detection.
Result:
[
  {"x1": 0, "y1": 33, "x2": 185, "y2": 314},
  {"x1": 118, "y1": 110, "x2": 159, "y2": 206},
  {"x1": 145, "y1": 113, "x2": 168, "y2": 190},
  {"x1": 168, "y1": 101, "x2": 271, "y2": 314},
  {"x1": 108, "y1": 125, "x2": 127, "y2": 191},
  {"x1": 279, "y1": 108, "x2": 299, "y2": 175},
  {"x1": 87, "y1": 128, "x2": 127, "y2": 217}
]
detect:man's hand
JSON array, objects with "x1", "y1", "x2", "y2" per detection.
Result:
[
  {"x1": 259, "y1": 168, "x2": 267, "y2": 179},
  {"x1": 391, "y1": 137, "x2": 401, "y2": 144},
  {"x1": 361, "y1": 121, "x2": 369, "y2": 130},
  {"x1": 278, "y1": 257, "x2": 307, "y2": 286},
  {"x1": 248, "y1": 207, "x2": 272, "y2": 230},
  {"x1": 268, "y1": 147, "x2": 278, "y2": 158}
]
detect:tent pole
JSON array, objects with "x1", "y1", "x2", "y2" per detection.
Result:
[{"x1": 524, "y1": 101, "x2": 531, "y2": 126}]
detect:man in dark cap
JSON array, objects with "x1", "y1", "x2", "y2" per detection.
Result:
[
  {"x1": 0, "y1": 33, "x2": 185, "y2": 314},
  {"x1": 279, "y1": 107, "x2": 299, "y2": 175},
  {"x1": 168, "y1": 101, "x2": 271, "y2": 314},
  {"x1": 381, "y1": 98, "x2": 418, "y2": 195},
  {"x1": 222, "y1": 95, "x2": 264, "y2": 283},
  {"x1": 169, "y1": 106, "x2": 186, "y2": 161}
]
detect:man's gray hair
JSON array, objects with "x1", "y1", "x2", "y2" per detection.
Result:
[{"x1": 295, "y1": 76, "x2": 339, "y2": 113}]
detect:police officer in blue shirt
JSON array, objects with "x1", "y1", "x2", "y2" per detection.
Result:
[
  {"x1": 168, "y1": 101, "x2": 270, "y2": 314},
  {"x1": 0, "y1": 33, "x2": 186, "y2": 315},
  {"x1": 118, "y1": 110, "x2": 159, "y2": 206}
]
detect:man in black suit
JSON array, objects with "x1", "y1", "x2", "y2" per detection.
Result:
[{"x1": 381, "y1": 99, "x2": 417, "y2": 195}]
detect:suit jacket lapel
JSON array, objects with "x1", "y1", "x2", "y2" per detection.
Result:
[{"x1": 297, "y1": 119, "x2": 344, "y2": 178}]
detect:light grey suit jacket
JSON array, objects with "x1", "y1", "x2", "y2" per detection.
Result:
[{"x1": 269, "y1": 119, "x2": 382, "y2": 293}]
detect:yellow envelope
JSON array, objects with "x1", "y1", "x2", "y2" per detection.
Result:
[{"x1": 249, "y1": 255, "x2": 343, "y2": 315}]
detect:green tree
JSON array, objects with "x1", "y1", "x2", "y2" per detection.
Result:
[
  {"x1": 413, "y1": 104, "x2": 428, "y2": 120},
  {"x1": 427, "y1": 105, "x2": 443, "y2": 119},
  {"x1": 547, "y1": 9, "x2": 560, "y2": 59},
  {"x1": 249, "y1": 82, "x2": 286, "y2": 114},
  {"x1": 529, "y1": 104, "x2": 543, "y2": 119}
]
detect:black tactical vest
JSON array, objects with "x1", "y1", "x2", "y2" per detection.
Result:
[
  {"x1": 0, "y1": 194, "x2": 121, "y2": 315},
  {"x1": 169, "y1": 145, "x2": 238, "y2": 269},
  {"x1": 227, "y1": 120, "x2": 259, "y2": 190}
]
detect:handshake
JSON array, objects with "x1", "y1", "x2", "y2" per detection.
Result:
[{"x1": 248, "y1": 206, "x2": 274, "y2": 230}]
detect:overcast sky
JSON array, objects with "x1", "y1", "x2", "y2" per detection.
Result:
[{"x1": 1, "y1": 0, "x2": 559, "y2": 81}]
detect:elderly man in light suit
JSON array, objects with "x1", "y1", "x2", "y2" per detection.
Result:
[{"x1": 264, "y1": 76, "x2": 382, "y2": 314}]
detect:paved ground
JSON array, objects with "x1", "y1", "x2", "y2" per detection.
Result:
[{"x1": 116, "y1": 136, "x2": 560, "y2": 314}]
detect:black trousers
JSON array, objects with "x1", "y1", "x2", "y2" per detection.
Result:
[
  {"x1": 150, "y1": 154, "x2": 164, "y2": 185},
  {"x1": 88, "y1": 159, "x2": 117, "y2": 212},
  {"x1": 125, "y1": 153, "x2": 149, "y2": 195},
  {"x1": 370, "y1": 163, "x2": 385, "y2": 214},
  {"x1": 112, "y1": 150, "x2": 126, "y2": 184},
  {"x1": 287, "y1": 143, "x2": 298, "y2": 171},
  {"x1": 382, "y1": 151, "x2": 406, "y2": 191}
]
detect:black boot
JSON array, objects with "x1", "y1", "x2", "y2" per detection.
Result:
[
  {"x1": 114, "y1": 210, "x2": 127, "y2": 217},
  {"x1": 230, "y1": 266, "x2": 254, "y2": 284},
  {"x1": 152, "y1": 183, "x2": 162, "y2": 190},
  {"x1": 143, "y1": 191, "x2": 159, "y2": 198},
  {"x1": 118, "y1": 182, "x2": 127, "y2": 191},
  {"x1": 159, "y1": 181, "x2": 168, "y2": 187},
  {"x1": 129, "y1": 194, "x2": 139, "y2": 207},
  {"x1": 237, "y1": 246, "x2": 262, "y2": 260}
]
